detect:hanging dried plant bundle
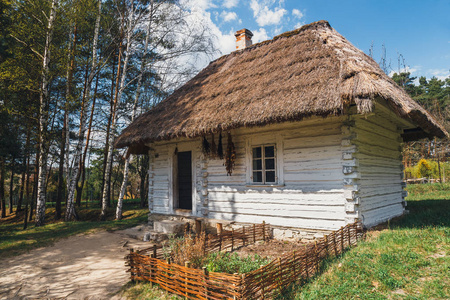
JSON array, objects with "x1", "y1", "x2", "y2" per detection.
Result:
[
  {"x1": 225, "y1": 132, "x2": 236, "y2": 176},
  {"x1": 217, "y1": 132, "x2": 224, "y2": 160},
  {"x1": 210, "y1": 133, "x2": 217, "y2": 158},
  {"x1": 202, "y1": 136, "x2": 210, "y2": 156},
  {"x1": 174, "y1": 145, "x2": 178, "y2": 155}
]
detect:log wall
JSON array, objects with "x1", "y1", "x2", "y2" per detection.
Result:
[{"x1": 349, "y1": 105, "x2": 406, "y2": 227}]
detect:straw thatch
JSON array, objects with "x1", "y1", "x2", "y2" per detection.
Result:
[{"x1": 115, "y1": 20, "x2": 448, "y2": 150}]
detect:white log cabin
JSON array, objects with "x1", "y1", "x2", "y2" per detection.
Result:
[{"x1": 115, "y1": 21, "x2": 448, "y2": 233}]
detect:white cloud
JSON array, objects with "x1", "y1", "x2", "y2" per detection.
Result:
[
  {"x1": 293, "y1": 22, "x2": 304, "y2": 29},
  {"x1": 252, "y1": 28, "x2": 269, "y2": 43},
  {"x1": 388, "y1": 65, "x2": 420, "y2": 77},
  {"x1": 220, "y1": 11, "x2": 238, "y2": 22},
  {"x1": 292, "y1": 8, "x2": 303, "y2": 19},
  {"x1": 427, "y1": 68, "x2": 450, "y2": 80},
  {"x1": 250, "y1": 0, "x2": 287, "y2": 27},
  {"x1": 185, "y1": 0, "x2": 216, "y2": 11},
  {"x1": 223, "y1": 0, "x2": 238, "y2": 9}
]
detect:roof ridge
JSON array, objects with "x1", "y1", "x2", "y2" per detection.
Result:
[{"x1": 207, "y1": 20, "x2": 332, "y2": 66}]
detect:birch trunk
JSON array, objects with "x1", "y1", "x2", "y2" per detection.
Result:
[
  {"x1": 101, "y1": 7, "x2": 132, "y2": 220},
  {"x1": 23, "y1": 154, "x2": 30, "y2": 229},
  {"x1": 57, "y1": 23, "x2": 76, "y2": 219},
  {"x1": 116, "y1": 0, "x2": 154, "y2": 220},
  {"x1": 35, "y1": 0, "x2": 58, "y2": 226},
  {"x1": 0, "y1": 157, "x2": 5, "y2": 218},
  {"x1": 65, "y1": 0, "x2": 101, "y2": 221},
  {"x1": 9, "y1": 158, "x2": 15, "y2": 214}
]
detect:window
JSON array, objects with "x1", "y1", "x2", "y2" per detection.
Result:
[{"x1": 252, "y1": 145, "x2": 276, "y2": 184}]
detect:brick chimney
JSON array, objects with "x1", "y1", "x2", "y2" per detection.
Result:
[{"x1": 235, "y1": 29, "x2": 253, "y2": 50}]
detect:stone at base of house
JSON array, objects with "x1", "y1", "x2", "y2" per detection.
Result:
[
  {"x1": 153, "y1": 220, "x2": 186, "y2": 235},
  {"x1": 143, "y1": 231, "x2": 169, "y2": 243},
  {"x1": 148, "y1": 213, "x2": 331, "y2": 241},
  {"x1": 272, "y1": 227, "x2": 330, "y2": 241}
]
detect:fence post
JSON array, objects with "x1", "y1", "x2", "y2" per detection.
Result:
[
  {"x1": 293, "y1": 250, "x2": 296, "y2": 278},
  {"x1": 185, "y1": 261, "x2": 191, "y2": 298},
  {"x1": 153, "y1": 244, "x2": 157, "y2": 258},
  {"x1": 232, "y1": 228, "x2": 235, "y2": 251},
  {"x1": 260, "y1": 265, "x2": 265, "y2": 300},
  {"x1": 262, "y1": 221, "x2": 266, "y2": 242},
  {"x1": 203, "y1": 267, "x2": 209, "y2": 299},
  {"x1": 233, "y1": 273, "x2": 239, "y2": 300},
  {"x1": 148, "y1": 253, "x2": 154, "y2": 287},
  {"x1": 242, "y1": 226, "x2": 246, "y2": 247},
  {"x1": 332, "y1": 231, "x2": 337, "y2": 256},
  {"x1": 238, "y1": 273, "x2": 245, "y2": 300},
  {"x1": 204, "y1": 234, "x2": 208, "y2": 256},
  {"x1": 346, "y1": 225, "x2": 352, "y2": 248},
  {"x1": 324, "y1": 234, "x2": 329, "y2": 257},
  {"x1": 253, "y1": 224, "x2": 256, "y2": 244},
  {"x1": 217, "y1": 223, "x2": 223, "y2": 251},
  {"x1": 216, "y1": 222, "x2": 223, "y2": 235},
  {"x1": 195, "y1": 219, "x2": 202, "y2": 236},
  {"x1": 278, "y1": 257, "x2": 282, "y2": 289},
  {"x1": 304, "y1": 246, "x2": 309, "y2": 279},
  {"x1": 314, "y1": 241, "x2": 319, "y2": 273},
  {"x1": 340, "y1": 227, "x2": 344, "y2": 255},
  {"x1": 129, "y1": 248, "x2": 135, "y2": 282}
]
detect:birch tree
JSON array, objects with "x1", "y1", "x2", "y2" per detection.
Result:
[
  {"x1": 100, "y1": 0, "x2": 134, "y2": 220},
  {"x1": 35, "y1": 0, "x2": 58, "y2": 226},
  {"x1": 116, "y1": 0, "x2": 154, "y2": 220},
  {"x1": 65, "y1": 0, "x2": 101, "y2": 221}
]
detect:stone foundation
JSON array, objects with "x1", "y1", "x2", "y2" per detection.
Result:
[{"x1": 148, "y1": 213, "x2": 331, "y2": 242}]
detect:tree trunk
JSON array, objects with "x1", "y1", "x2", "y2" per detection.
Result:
[
  {"x1": 139, "y1": 155, "x2": 149, "y2": 208},
  {"x1": 0, "y1": 157, "x2": 5, "y2": 218},
  {"x1": 30, "y1": 142, "x2": 39, "y2": 222},
  {"x1": 17, "y1": 156, "x2": 26, "y2": 212},
  {"x1": 100, "y1": 25, "x2": 124, "y2": 220},
  {"x1": 23, "y1": 150, "x2": 31, "y2": 229},
  {"x1": 74, "y1": 64, "x2": 90, "y2": 208},
  {"x1": 76, "y1": 72, "x2": 98, "y2": 207},
  {"x1": 9, "y1": 158, "x2": 15, "y2": 214},
  {"x1": 116, "y1": 1, "x2": 153, "y2": 220},
  {"x1": 66, "y1": 0, "x2": 101, "y2": 221},
  {"x1": 35, "y1": 0, "x2": 58, "y2": 227}
]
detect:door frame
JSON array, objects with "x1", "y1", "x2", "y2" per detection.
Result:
[{"x1": 168, "y1": 142, "x2": 197, "y2": 216}]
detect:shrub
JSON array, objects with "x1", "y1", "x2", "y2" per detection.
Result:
[
  {"x1": 163, "y1": 231, "x2": 208, "y2": 268},
  {"x1": 415, "y1": 159, "x2": 432, "y2": 178}
]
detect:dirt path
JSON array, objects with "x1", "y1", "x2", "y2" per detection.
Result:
[{"x1": 0, "y1": 227, "x2": 152, "y2": 300}]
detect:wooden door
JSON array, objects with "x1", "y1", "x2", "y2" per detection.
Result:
[{"x1": 177, "y1": 151, "x2": 192, "y2": 210}]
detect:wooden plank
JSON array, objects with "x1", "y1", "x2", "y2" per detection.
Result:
[
  {"x1": 208, "y1": 212, "x2": 346, "y2": 230},
  {"x1": 283, "y1": 135, "x2": 341, "y2": 150},
  {"x1": 207, "y1": 204, "x2": 345, "y2": 219}
]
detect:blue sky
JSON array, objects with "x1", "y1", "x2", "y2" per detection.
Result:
[{"x1": 186, "y1": 0, "x2": 450, "y2": 81}]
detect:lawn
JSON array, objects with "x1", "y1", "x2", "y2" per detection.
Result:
[
  {"x1": 0, "y1": 200, "x2": 148, "y2": 258},
  {"x1": 122, "y1": 183, "x2": 450, "y2": 299},
  {"x1": 280, "y1": 182, "x2": 450, "y2": 299}
]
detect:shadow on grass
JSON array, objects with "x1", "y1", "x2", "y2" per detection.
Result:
[{"x1": 391, "y1": 199, "x2": 450, "y2": 229}]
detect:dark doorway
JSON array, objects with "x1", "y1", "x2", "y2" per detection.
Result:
[{"x1": 177, "y1": 151, "x2": 192, "y2": 210}]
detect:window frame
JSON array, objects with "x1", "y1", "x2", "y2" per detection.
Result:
[{"x1": 251, "y1": 144, "x2": 277, "y2": 184}]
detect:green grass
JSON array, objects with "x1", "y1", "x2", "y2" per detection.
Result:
[
  {"x1": 278, "y1": 183, "x2": 450, "y2": 299},
  {"x1": 120, "y1": 282, "x2": 182, "y2": 300},
  {"x1": 205, "y1": 252, "x2": 270, "y2": 273},
  {"x1": 0, "y1": 202, "x2": 148, "y2": 258}
]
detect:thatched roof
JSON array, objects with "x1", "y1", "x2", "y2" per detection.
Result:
[{"x1": 116, "y1": 20, "x2": 448, "y2": 151}]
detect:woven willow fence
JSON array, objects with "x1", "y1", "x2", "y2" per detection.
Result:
[{"x1": 127, "y1": 222, "x2": 363, "y2": 299}]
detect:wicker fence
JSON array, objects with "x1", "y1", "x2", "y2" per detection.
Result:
[{"x1": 126, "y1": 222, "x2": 363, "y2": 299}]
